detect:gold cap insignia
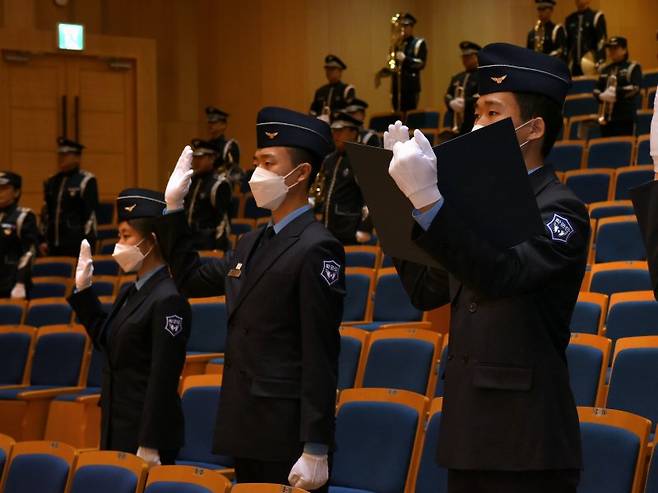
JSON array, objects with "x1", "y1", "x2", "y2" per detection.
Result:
[
  {"x1": 490, "y1": 75, "x2": 507, "y2": 84},
  {"x1": 265, "y1": 131, "x2": 279, "y2": 140},
  {"x1": 124, "y1": 204, "x2": 137, "y2": 212}
]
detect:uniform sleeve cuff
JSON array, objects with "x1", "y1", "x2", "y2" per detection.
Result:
[{"x1": 303, "y1": 442, "x2": 329, "y2": 455}]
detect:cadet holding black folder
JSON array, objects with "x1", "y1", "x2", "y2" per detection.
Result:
[{"x1": 386, "y1": 44, "x2": 590, "y2": 492}]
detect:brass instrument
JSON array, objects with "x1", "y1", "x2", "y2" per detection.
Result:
[
  {"x1": 534, "y1": 20, "x2": 545, "y2": 53},
  {"x1": 597, "y1": 73, "x2": 617, "y2": 126},
  {"x1": 580, "y1": 51, "x2": 598, "y2": 76},
  {"x1": 451, "y1": 84, "x2": 464, "y2": 133},
  {"x1": 310, "y1": 165, "x2": 327, "y2": 209},
  {"x1": 375, "y1": 12, "x2": 404, "y2": 103}
]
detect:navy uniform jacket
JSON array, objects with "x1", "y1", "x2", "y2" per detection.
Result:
[
  {"x1": 0, "y1": 205, "x2": 38, "y2": 297},
  {"x1": 42, "y1": 168, "x2": 98, "y2": 256},
  {"x1": 444, "y1": 69, "x2": 480, "y2": 134},
  {"x1": 184, "y1": 171, "x2": 232, "y2": 251},
  {"x1": 526, "y1": 21, "x2": 568, "y2": 61},
  {"x1": 155, "y1": 209, "x2": 344, "y2": 461},
  {"x1": 565, "y1": 8, "x2": 607, "y2": 73},
  {"x1": 310, "y1": 82, "x2": 356, "y2": 117},
  {"x1": 631, "y1": 181, "x2": 658, "y2": 298},
  {"x1": 395, "y1": 166, "x2": 588, "y2": 470},
  {"x1": 68, "y1": 268, "x2": 190, "y2": 453},
  {"x1": 209, "y1": 136, "x2": 241, "y2": 182},
  {"x1": 594, "y1": 60, "x2": 642, "y2": 122},
  {"x1": 392, "y1": 36, "x2": 428, "y2": 101}
]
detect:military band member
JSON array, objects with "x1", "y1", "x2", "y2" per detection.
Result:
[
  {"x1": 386, "y1": 43, "x2": 587, "y2": 492},
  {"x1": 157, "y1": 107, "x2": 343, "y2": 492},
  {"x1": 594, "y1": 37, "x2": 642, "y2": 137},
  {"x1": 445, "y1": 41, "x2": 481, "y2": 135},
  {"x1": 392, "y1": 13, "x2": 427, "y2": 113},
  {"x1": 527, "y1": 0, "x2": 567, "y2": 61},
  {"x1": 206, "y1": 106, "x2": 242, "y2": 183},
  {"x1": 310, "y1": 55, "x2": 356, "y2": 123},
  {"x1": 343, "y1": 98, "x2": 382, "y2": 147},
  {"x1": 68, "y1": 189, "x2": 190, "y2": 467},
  {"x1": 318, "y1": 111, "x2": 373, "y2": 245},
  {"x1": 40, "y1": 138, "x2": 98, "y2": 257},
  {"x1": 185, "y1": 139, "x2": 232, "y2": 251},
  {"x1": 565, "y1": 0, "x2": 607, "y2": 75},
  {"x1": 0, "y1": 172, "x2": 38, "y2": 299}
]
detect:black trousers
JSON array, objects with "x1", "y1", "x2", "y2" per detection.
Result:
[
  {"x1": 234, "y1": 457, "x2": 329, "y2": 493},
  {"x1": 600, "y1": 119, "x2": 634, "y2": 137},
  {"x1": 448, "y1": 469, "x2": 580, "y2": 493}
]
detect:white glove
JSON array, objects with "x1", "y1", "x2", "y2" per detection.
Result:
[
  {"x1": 75, "y1": 239, "x2": 94, "y2": 292},
  {"x1": 288, "y1": 453, "x2": 329, "y2": 491},
  {"x1": 383, "y1": 120, "x2": 409, "y2": 151},
  {"x1": 599, "y1": 87, "x2": 616, "y2": 103},
  {"x1": 355, "y1": 230, "x2": 372, "y2": 244},
  {"x1": 389, "y1": 129, "x2": 442, "y2": 210},
  {"x1": 10, "y1": 283, "x2": 25, "y2": 299},
  {"x1": 164, "y1": 146, "x2": 194, "y2": 211},
  {"x1": 651, "y1": 85, "x2": 658, "y2": 173},
  {"x1": 136, "y1": 447, "x2": 161, "y2": 468},
  {"x1": 395, "y1": 51, "x2": 406, "y2": 62},
  {"x1": 317, "y1": 113, "x2": 330, "y2": 124},
  {"x1": 449, "y1": 97, "x2": 465, "y2": 113}
]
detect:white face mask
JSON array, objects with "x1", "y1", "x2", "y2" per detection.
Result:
[
  {"x1": 471, "y1": 118, "x2": 537, "y2": 149},
  {"x1": 248, "y1": 164, "x2": 303, "y2": 211},
  {"x1": 112, "y1": 237, "x2": 153, "y2": 273}
]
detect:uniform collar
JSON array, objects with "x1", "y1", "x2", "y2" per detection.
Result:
[
  {"x1": 135, "y1": 264, "x2": 167, "y2": 290},
  {"x1": 272, "y1": 204, "x2": 312, "y2": 235}
]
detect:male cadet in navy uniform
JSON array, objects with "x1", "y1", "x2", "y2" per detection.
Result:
[
  {"x1": 40, "y1": 138, "x2": 98, "y2": 257},
  {"x1": 206, "y1": 106, "x2": 242, "y2": 183},
  {"x1": 385, "y1": 43, "x2": 588, "y2": 492},
  {"x1": 593, "y1": 36, "x2": 643, "y2": 137},
  {"x1": 391, "y1": 13, "x2": 428, "y2": 113},
  {"x1": 445, "y1": 42, "x2": 481, "y2": 135},
  {"x1": 527, "y1": 0, "x2": 567, "y2": 61},
  {"x1": 309, "y1": 55, "x2": 356, "y2": 122},
  {"x1": 565, "y1": 0, "x2": 607, "y2": 75},
  {"x1": 318, "y1": 111, "x2": 373, "y2": 245},
  {"x1": 185, "y1": 138, "x2": 232, "y2": 251},
  {"x1": 156, "y1": 107, "x2": 344, "y2": 492},
  {"x1": 343, "y1": 98, "x2": 382, "y2": 147},
  {"x1": 0, "y1": 172, "x2": 38, "y2": 299}
]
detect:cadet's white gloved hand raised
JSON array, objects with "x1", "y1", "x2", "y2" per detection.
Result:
[
  {"x1": 389, "y1": 129, "x2": 442, "y2": 210},
  {"x1": 75, "y1": 239, "x2": 94, "y2": 292},
  {"x1": 651, "y1": 85, "x2": 658, "y2": 173},
  {"x1": 136, "y1": 447, "x2": 161, "y2": 468},
  {"x1": 449, "y1": 97, "x2": 465, "y2": 113},
  {"x1": 10, "y1": 283, "x2": 25, "y2": 299},
  {"x1": 383, "y1": 120, "x2": 409, "y2": 150},
  {"x1": 600, "y1": 86, "x2": 616, "y2": 103},
  {"x1": 165, "y1": 146, "x2": 194, "y2": 211},
  {"x1": 288, "y1": 453, "x2": 329, "y2": 491}
]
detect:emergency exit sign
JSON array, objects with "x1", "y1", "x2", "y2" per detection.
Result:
[{"x1": 58, "y1": 23, "x2": 84, "y2": 51}]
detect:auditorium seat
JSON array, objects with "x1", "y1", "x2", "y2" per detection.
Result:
[
  {"x1": 32, "y1": 257, "x2": 76, "y2": 278},
  {"x1": 0, "y1": 433, "x2": 15, "y2": 485},
  {"x1": 230, "y1": 218, "x2": 256, "y2": 236},
  {"x1": 343, "y1": 267, "x2": 374, "y2": 323},
  {"x1": 644, "y1": 435, "x2": 658, "y2": 493},
  {"x1": 411, "y1": 398, "x2": 448, "y2": 493},
  {"x1": 588, "y1": 200, "x2": 634, "y2": 220},
  {"x1": 338, "y1": 327, "x2": 369, "y2": 390},
  {"x1": 563, "y1": 94, "x2": 598, "y2": 118},
  {"x1": 2, "y1": 440, "x2": 77, "y2": 493},
  {"x1": 69, "y1": 450, "x2": 148, "y2": 493},
  {"x1": 544, "y1": 140, "x2": 584, "y2": 172},
  {"x1": 564, "y1": 169, "x2": 613, "y2": 204},
  {"x1": 570, "y1": 292, "x2": 608, "y2": 335},
  {"x1": 360, "y1": 328, "x2": 441, "y2": 396},
  {"x1": 24, "y1": 298, "x2": 73, "y2": 327},
  {"x1": 90, "y1": 275, "x2": 118, "y2": 297},
  {"x1": 0, "y1": 300, "x2": 26, "y2": 326},
  {"x1": 370, "y1": 113, "x2": 402, "y2": 133},
  {"x1": 434, "y1": 344, "x2": 449, "y2": 398},
  {"x1": 566, "y1": 115, "x2": 600, "y2": 141},
  {"x1": 96, "y1": 201, "x2": 115, "y2": 226},
  {"x1": 406, "y1": 110, "x2": 440, "y2": 130},
  {"x1": 595, "y1": 217, "x2": 646, "y2": 263},
  {"x1": 642, "y1": 69, "x2": 658, "y2": 91},
  {"x1": 144, "y1": 465, "x2": 232, "y2": 493},
  {"x1": 92, "y1": 255, "x2": 120, "y2": 276},
  {"x1": 613, "y1": 166, "x2": 654, "y2": 200},
  {"x1": 329, "y1": 388, "x2": 428, "y2": 493},
  {"x1": 97, "y1": 239, "x2": 117, "y2": 255},
  {"x1": 605, "y1": 292, "x2": 658, "y2": 343},
  {"x1": 577, "y1": 406, "x2": 650, "y2": 493},
  {"x1": 29, "y1": 277, "x2": 72, "y2": 299},
  {"x1": 344, "y1": 245, "x2": 380, "y2": 269},
  {"x1": 636, "y1": 109, "x2": 653, "y2": 136},
  {"x1": 586, "y1": 137, "x2": 635, "y2": 169},
  {"x1": 607, "y1": 336, "x2": 658, "y2": 431},
  {"x1": 568, "y1": 76, "x2": 597, "y2": 95},
  {"x1": 185, "y1": 297, "x2": 228, "y2": 376},
  {"x1": 566, "y1": 333, "x2": 610, "y2": 407},
  {"x1": 637, "y1": 135, "x2": 652, "y2": 165},
  {"x1": 0, "y1": 326, "x2": 36, "y2": 386},
  {"x1": 96, "y1": 225, "x2": 118, "y2": 241},
  {"x1": 588, "y1": 261, "x2": 650, "y2": 296}
]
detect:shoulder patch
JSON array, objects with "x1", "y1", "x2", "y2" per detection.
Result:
[
  {"x1": 164, "y1": 314, "x2": 183, "y2": 337},
  {"x1": 321, "y1": 260, "x2": 341, "y2": 286},
  {"x1": 546, "y1": 213, "x2": 575, "y2": 243}
]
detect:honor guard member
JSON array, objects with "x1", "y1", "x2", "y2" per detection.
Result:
[
  {"x1": 594, "y1": 36, "x2": 642, "y2": 137},
  {"x1": 40, "y1": 138, "x2": 98, "y2": 257},
  {"x1": 343, "y1": 98, "x2": 382, "y2": 147},
  {"x1": 185, "y1": 139, "x2": 232, "y2": 251},
  {"x1": 385, "y1": 43, "x2": 588, "y2": 492},
  {"x1": 0, "y1": 172, "x2": 39, "y2": 299},
  {"x1": 309, "y1": 55, "x2": 356, "y2": 122},
  {"x1": 206, "y1": 106, "x2": 242, "y2": 183},
  {"x1": 318, "y1": 111, "x2": 374, "y2": 245},
  {"x1": 565, "y1": 0, "x2": 607, "y2": 75},
  {"x1": 157, "y1": 107, "x2": 344, "y2": 492},
  {"x1": 445, "y1": 41, "x2": 481, "y2": 135},
  {"x1": 392, "y1": 13, "x2": 427, "y2": 113},
  {"x1": 68, "y1": 189, "x2": 190, "y2": 467},
  {"x1": 527, "y1": 0, "x2": 567, "y2": 61}
]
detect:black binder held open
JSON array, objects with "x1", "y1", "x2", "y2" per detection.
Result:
[{"x1": 345, "y1": 118, "x2": 544, "y2": 267}]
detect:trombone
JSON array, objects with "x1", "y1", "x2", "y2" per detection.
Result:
[{"x1": 597, "y1": 73, "x2": 617, "y2": 126}]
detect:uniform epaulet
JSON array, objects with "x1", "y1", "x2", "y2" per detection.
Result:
[{"x1": 414, "y1": 38, "x2": 425, "y2": 57}]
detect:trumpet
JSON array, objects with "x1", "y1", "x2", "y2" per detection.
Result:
[
  {"x1": 534, "y1": 20, "x2": 545, "y2": 53},
  {"x1": 598, "y1": 73, "x2": 617, "y2": 126},
  {"x1": 451, "y1": 84, "x2": 464, "y2": 133}
]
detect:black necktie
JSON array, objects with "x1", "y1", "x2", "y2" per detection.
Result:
[{"x1": 247, "y1": 226, "x2": 275, "y2": 272}]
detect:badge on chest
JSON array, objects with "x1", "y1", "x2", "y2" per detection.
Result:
[{"x1": 228, "y1": 262, "x2": 243, "y2": 278}]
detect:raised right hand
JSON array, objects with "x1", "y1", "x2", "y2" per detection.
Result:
[{"x1": 164, "y1": 146, "x2": 194, "y2": 211}]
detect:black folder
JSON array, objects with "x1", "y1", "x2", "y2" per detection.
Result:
[{"x1": 345, "y1": 118, "x2": 544, "y2": 267}]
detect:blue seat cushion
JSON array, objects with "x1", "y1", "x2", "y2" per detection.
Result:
[
  {"x1": 4, "y1": 454, "x2": 70, "y2": 493},
  {"x1": 175, "y1": 460, "x2": 231, "y2": 470},
  {"x1": 70, "y1": 465, "x2": 137, "y2": 493},
  {"x1": 145, "y1": 483, "x2": 211, "y2": 493},
  {"x1": 0, "y1": 385, "x2": 54, "y2": 400},
  {"x1": 207, "y1": 358, "x2": 224, "y2": 365},
  {"x1": 54, "y1": 387, "x2": 101, "y2": 401}
]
